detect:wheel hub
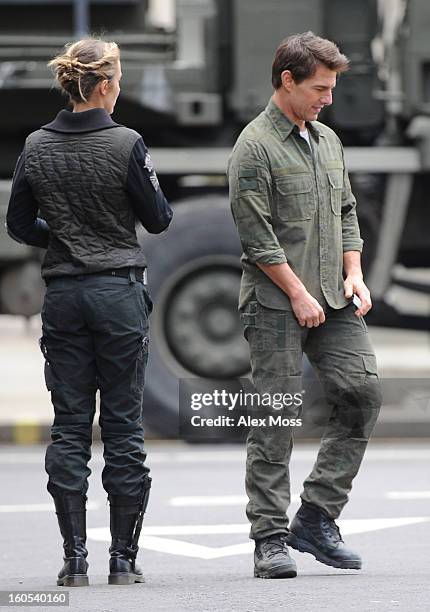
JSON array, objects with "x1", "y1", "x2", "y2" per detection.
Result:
[{"x1": 164, "y1": 265, "x2": 249, "y2": 378}]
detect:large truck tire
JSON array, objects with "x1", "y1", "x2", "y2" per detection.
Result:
[
  {"x1": 137, "y1": 196, "x2": 250, "y2": 438},
  {"x1": 357, "y1": 205, "x2": 379, "y2": 276},
  {"x1": 0, "y1": 260, "x2": 45, "y2": 316},
  {"x1": 351, "y1": 174, "x2": 382, "y2": 277}
]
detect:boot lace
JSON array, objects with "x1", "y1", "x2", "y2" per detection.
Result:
[
  {"x1": 262, "y1": 534, "x2": 289, "y2": 559},
  {"x1": 320, "y1": 516, "x2": 343, "y2": 543}
]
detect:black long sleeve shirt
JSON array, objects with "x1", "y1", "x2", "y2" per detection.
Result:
[{"x1": 6, "y1": 109, "x2": 172, "y2": 248}]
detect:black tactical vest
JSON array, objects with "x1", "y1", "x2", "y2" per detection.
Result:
[{"x1": 25, "y1": 123, "x2": 146, "y2": 277}]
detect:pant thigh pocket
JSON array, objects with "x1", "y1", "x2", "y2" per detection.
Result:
[
  {"x1": 39, "y1": 336, "x2": 55, "y2": 391},
  {"x1": 241, "y1": 302, "x2": 290, "y2": 351},
  {"x1": 135, "y1": 335, "x2": 149, "y2": 392},
  {"x1": 362, "y1": 353, "x2": 378, "y2": 377},
  {"x1": 249, "y1": 306, "x2": 295, "y2": 352},
  {"x1": 240, "y1": 301, "x2": 258, "y2": 342}
]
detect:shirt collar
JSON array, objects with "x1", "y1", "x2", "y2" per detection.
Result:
[
  {"x1": 265, "y1": 98, "x2": 320, "y2": 142},
  {"x1": 41, "y1": 107, "x2": 121, "y2": 133}
]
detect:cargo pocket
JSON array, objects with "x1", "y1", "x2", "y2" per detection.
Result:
[
  {"x1": 258, "y1": 307, "x2": 290, "y2": 351},
  {"x1": 240, "y1": 301, "x2": 258, "y2": 343},
  {"x1": 241, "y1": 302, "x2": 291, "y2": 352},
  {"x1": 327, "y1": 169, "x2": 343, "y2": 216},
  {"x1": 274, "y1": 173, "x2": 314, "y2": 221},
  {"x1": 362, "y1": 353, "x2": 378, "y2": 378},
  {"x1": 39, "y1": 337, "x2": 55, "y2": 391},
  {"x1": 135, "y1": 335, "x2": 149, "y2": 392},
  {"x1": 240, "y1": 301, "x2": 258, "y2": 326}
]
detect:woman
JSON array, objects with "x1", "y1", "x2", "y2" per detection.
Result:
[{"x1": 6, "y1": 37, "x2": 172, "y2": 586}]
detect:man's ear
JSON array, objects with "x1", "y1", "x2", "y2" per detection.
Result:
[{"x1": 281, "y1": 70, "x2": 294, "y2": 92}]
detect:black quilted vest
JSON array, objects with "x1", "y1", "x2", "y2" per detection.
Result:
[{"x1": 25, "y1": 109, "x2": 146, "y2": 278}]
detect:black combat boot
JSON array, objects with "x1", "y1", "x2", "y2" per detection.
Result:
[
  {"x1": 287, "y1": 501, "x2": 362, "y2": 569},
  {"x1": 108, "y1": 478, "x2": 151, "y2": 585},
  {"x1": 52, "y1": 491, "x2": 89, "y2": 587},
  {"x1": 254, "y1": 533, "x2": 297, "y2": 579}
]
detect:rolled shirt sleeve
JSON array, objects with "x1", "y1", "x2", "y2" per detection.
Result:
[
  {"x1": 228, "y1": 139, "x2": 287, "y2": 265},
  {"x1": 340, "y1": 145, "x2": 363, "y2": 253}
]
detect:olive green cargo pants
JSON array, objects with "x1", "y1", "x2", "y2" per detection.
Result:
[{"x1": 240, "y1": 300, "x2": 382, "y2": 540}]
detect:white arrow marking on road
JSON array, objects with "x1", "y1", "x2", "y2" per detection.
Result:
[
  {"x1": 134, "y1": 537, "x2": 252, "y2": 560},
  {"x1": 87, "y1": 516, "x2": 430, "y2": 559},
  {"x1": 386, "y1": 491, "x2": 430, "y2": 499},
  {"x1": 170, "y1": 494, "x2": 300, "y2": 507},
  {"x1": 87, "y1": 528, "x2": 253, "y2": 559}
]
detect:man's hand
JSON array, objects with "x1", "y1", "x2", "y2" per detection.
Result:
[
  {"x1": 290, "y1": 288, "x2": 326, "y2": 328},
  {"x1": 344, "y1": 275, "x2": 372, "y2": 317},
  {"x1": 256, "y1": 262, "x2": 325, "y2": 327}
]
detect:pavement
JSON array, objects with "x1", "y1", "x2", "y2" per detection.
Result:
[
  {"x1": 0, "y1": 315, "x2": 429, "y2": 442},
  {"x1": 0, "y1": 440, "x2": 429, "y2": 611}
]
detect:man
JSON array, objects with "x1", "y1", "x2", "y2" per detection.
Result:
[{"x1": 228, "y1": 31, "x2": 382, "y2": 579}]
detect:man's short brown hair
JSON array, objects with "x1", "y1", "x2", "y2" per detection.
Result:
[{"x1": 272, "y1": 31, "x2": 349, "y2": 89}]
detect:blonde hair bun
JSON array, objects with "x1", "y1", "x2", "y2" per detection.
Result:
[{"x1": 48, "y1": 38, "x2": 120, "y2": 104}]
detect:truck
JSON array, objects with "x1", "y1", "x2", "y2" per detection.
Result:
[{"x1": 0, "y1": 0, "x2": 429, "y2": 435}]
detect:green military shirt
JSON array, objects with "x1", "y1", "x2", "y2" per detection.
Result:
[{"x1": 228, "y1": 98, "x2": 363, "y2": 311}]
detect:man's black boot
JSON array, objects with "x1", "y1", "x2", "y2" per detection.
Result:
[
  {"x1": 52, "y1": 491, "x2": 89, "y2": 587},
  {"x1": 254, "y1": 533, "x2": 297, "y2": 579},
  {"x1": 108, "y1": 478, "x2": 151, "y2": 585},
  {"x1": 287, "y1": 501, "x2": 362, "y2": 569}
]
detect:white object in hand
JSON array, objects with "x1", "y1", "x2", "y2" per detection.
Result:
[{"x1": 352, "y1": 294, "x2": 362, "y2": 308}]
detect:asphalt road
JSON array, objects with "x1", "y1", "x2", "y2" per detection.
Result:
[{"x1": 0, "y1": 440, "x2": 429, "y2": 612}]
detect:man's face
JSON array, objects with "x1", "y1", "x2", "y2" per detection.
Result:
[{"x1": 283, "y1": 63, "x2": 337, "y2": 124}]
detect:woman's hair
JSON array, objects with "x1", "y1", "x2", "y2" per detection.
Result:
[
  {"x1": 48, "y1": 38, "x2": 120, "y2": 104},
  {"x1": 272, "y1": 31, "x2": 349, "y2": 89}
]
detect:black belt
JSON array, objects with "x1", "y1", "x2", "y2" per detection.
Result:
[
  {"x1": 46, "y1": 267, "x2": 146, "y2": 284},
  {"x1": 105, "y1": 267, "x2": 145, "y2": 281}
]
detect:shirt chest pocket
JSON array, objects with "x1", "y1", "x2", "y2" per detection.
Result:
[
  {"x1": 327, "y1": 169, "x2": 343, "y2": 216},
  {"x1": 273, "y1": 173, "x2": 314, "y2": 221}
]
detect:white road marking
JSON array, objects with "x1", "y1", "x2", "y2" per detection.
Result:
[
  {"x1": 386, "y1": 490, "x2": 430, "y2": 500},
  {"x1": 1, "y1": 489, "x2": 426, "y2": 514},
  {"x1": 88, "y1": 527, "x2": 254, "y2": 559},
  {"x1": 337, "y1": 517, "x2": 429, "y2": 534},
  {"x1": 134, "y1": 537, "x2": 252, "y2": 560},
  {"x1": 170, "y1": 494, "x2": 300, "y2": 506},
  {"x1": 0, "y1": 501, "x2": 100, "y2": 513},
  {"x1": 87, "y1": 517, "x2": 430, "y2": 559},
  {"x1": 136, "y1": 524, "x2": 249, "y2": 536}
]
